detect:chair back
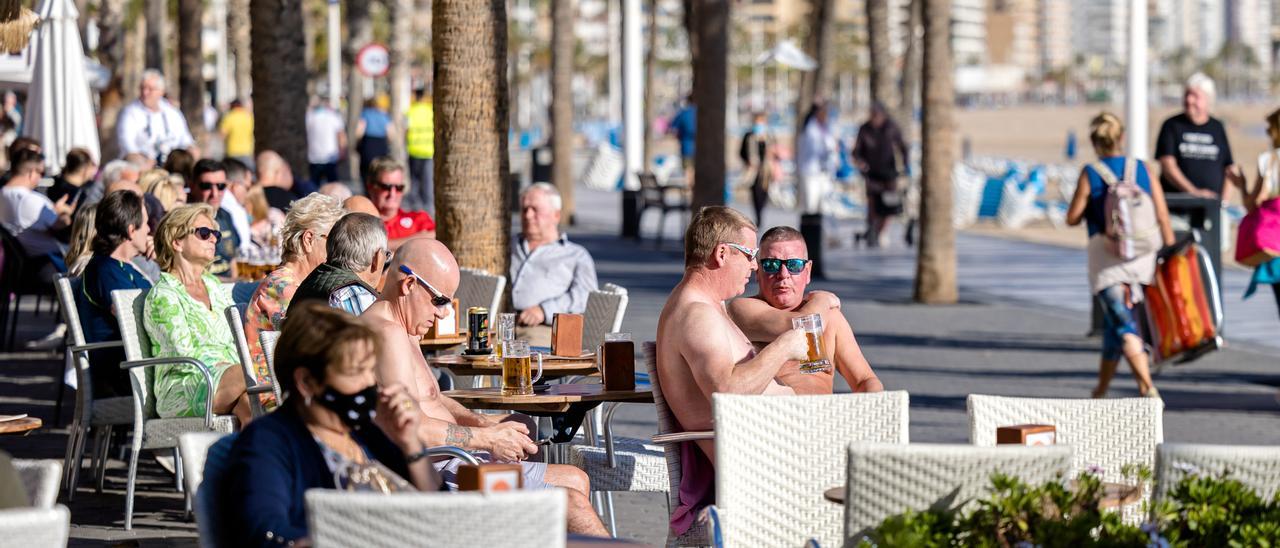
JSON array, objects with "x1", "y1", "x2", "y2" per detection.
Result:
[
  {"x1": 0, "y1": 505, "x2": 70, "y2": 547},
  {"x1": 582, "y1": 283, "x2": 628, "y2": 352},
  {"x1": 967, "y1": 394, "x2": 1162, "y2": 523},
  {"x1": 306, "y1": 489, "x2": 567, "y2": 548},
  {"x1": 456, "y1": 267, "x2": 505, "y2": 324},
  {"x1": 260, "y1": 330, "x2": 280, "y2": 389},
  {"x1": 643, "y1": 342, "x2": 683, "y2": 518},
  {"x1": 1154, "y1": 443, "x2": 1280, "y2": 504},
  {"x1": 0, "y1": 225, "x2": 26, "y2": 289},
  {"x1": 182, "y1": 431, "x2": 235, "y2": 548},
  {"x1": 111, "y1": 288, "x2": 158, "y2": 419},
  {"x1": 225, "y1": 304, "x2": 269, "y2": 417},
  {"x1": 844, "y1": 443, "x2": 1073, "y2": 544},
  {"x1": 11, "y1": 459, "x2": 62, "y2": 509},
  {"x1": 713, "y1": 391, "x2": 910, "y2": 547},
  {"x1": 55, "y1": 277, "x2": 94, "y2": 420}
]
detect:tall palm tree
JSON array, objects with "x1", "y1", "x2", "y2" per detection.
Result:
[
  {"x1": 642, "y1": 0, "x2": 659, "y2": 167},
  {"x1": 388, "y1": 0, "x2": 413, "y2": 164},
  {"x1": 914, "y1": 0, "x2": 956, "y2": 304},
  {"x1": 345, "y1": 0, "x2": 372, "y2": 181},
  {"x1": 228, "y1": 0, "x2": 252, "y2": 100},
  {"x1": 896, "y1": 0, "x2": 922, "y2": 133},
  {"x1": 250, "y1": 0, "x2": 309, "y2": 176},
  {"x1": 799, "y1": 0, "x2": 835, "y2": 108},
  {"x1": 865, "y1": 0, "x2": 894, "y2": 110},
  {"x1": 95, "y1": 0, "x2": 127, "y2": 159},
  {"x1": 550, "y1": 0, "x2": 575, "y2": 222},
  {"x1": 433, "y1": 0, "x2": 511, "y2": 277},
  {"x1": 144, "y1": 0, "x2": 165, "y2": 72},
  {"x1": 691, "y1": 0, "x2": 728, "y2": 210},
  {"x1": 177, "y1": 0, "x2": 204, "y2": 142}
]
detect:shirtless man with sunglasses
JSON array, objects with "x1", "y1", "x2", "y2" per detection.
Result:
[{"x1": 727, "y1": 226, "x2": 882, "y2": 394}]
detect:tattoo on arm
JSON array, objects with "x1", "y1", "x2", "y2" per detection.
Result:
[{"x1": 445, "y1": 424, "x2": 474, "y2": 446}]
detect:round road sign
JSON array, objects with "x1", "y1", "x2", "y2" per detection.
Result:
[{"x1": 356, "y1": 44, "x2": 390, "y2": 78}]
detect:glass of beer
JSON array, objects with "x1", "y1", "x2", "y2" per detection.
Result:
[
  {"x1": 495, "y1": 313, "x2": 516, "y2": 360},
  {"x1": 501, "y1": 340, "x2": 544, "y2": 396},
  {"x1": 791, "y1": 314, "x2": 832, "y2": 374}
]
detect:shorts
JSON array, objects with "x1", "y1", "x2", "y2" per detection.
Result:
[
  {"x1": 434, "y1": 451, "x2": 550, "y2": 490},
  {"x1": 1096, "y1": 285, "x2": 1140, "y2": 361}
]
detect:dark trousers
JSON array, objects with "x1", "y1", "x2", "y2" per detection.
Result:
[
  {"x1": 309, "y1": 163, "x2": 339, "y2": 185},
  {"x1": 408, "y1": 156, "x2": 434, "y2": 215}
]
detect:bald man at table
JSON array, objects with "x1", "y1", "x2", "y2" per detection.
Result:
[{"x1": 362, "y1": 238, "x2": 608, "y2": 536}]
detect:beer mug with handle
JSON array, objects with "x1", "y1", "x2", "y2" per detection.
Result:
[
  {"x1": 501, "y1": 340, "x2": 544, "y2": 395},
  {"x1": 791, "y1": 314, "x2": 832, "y2": 373}
]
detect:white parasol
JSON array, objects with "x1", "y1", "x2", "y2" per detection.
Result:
[{"x1": 21, "y1": 0, "x2": 99, "y2": 173}]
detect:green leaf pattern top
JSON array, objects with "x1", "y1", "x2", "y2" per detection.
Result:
[{"x1": 143, "y1": 272, "x2": 239, "y2": 418}]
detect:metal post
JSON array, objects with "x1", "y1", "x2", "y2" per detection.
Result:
[
  {"x1": 608, "y1": 0, "x2": 623, "y2": 123},
  {"x1": 212, "y1": 0, "x2": 233, "y2": 108},
  {"x1": 621, "y1": 0, "x2": 643, "y2": 191},
  {"x1": 1125, "y1": 0, "x2": 1147, "y2": 159},
  {"x1": 326, "y1": 0, "x2": 341, "y2": 108}
]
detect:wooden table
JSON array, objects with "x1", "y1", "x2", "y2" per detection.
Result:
[
  {"x1": 444, "y1": 384, "x2": 652, "y2": 413},
  {"x1": 419, "y1": 332, "x2": 469, "y2": 352},
  {"x1": 428, "y1": 354, "x2": 599, "y2": 378},
  {"x1": 822, "y1": 481, "x2": 1141, "y2": 508},
  {"x1": 0, "y1": 417, "x2": 42, "y2": 435}
]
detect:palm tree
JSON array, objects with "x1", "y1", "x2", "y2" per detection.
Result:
[
  {"x1": 865, "y1": 0, "x2": 894, "y2": 110},
  {"x1": 177, "y1": 0, "x2": 204, "y2": 142},
  {"x1": 250, "y1": 0, "x2": 309, "y2": 177},
  {"x1": 690, "y1": 0, "x2": 728, "y2": 210},
  {"x1": 144, "y1": 0, "x2": 165, "y2": 73},
  {"x1": 95, "y1": 0, "x2": 127, "y2": 159},
  {"x1": 433, "y1": 0, "x2": 512, "y2": 277},
  {"x1": 642, "y1": 0, "x2": 659, "y2": 167},
  {"x1": 550, "y1": 0, "x2": 575, "y2": 222},
  {"x1": 914, "y1": 0, "x2": 956, "y2": 304},
  {"x1": 345, "y1": 0, "x2": 372, "y2": 181},
  {"x1": 896, "y1": 0, "x2": 922, "y2": 133},
  {"x1": 228, "y1": 0, "x2": 252, "y2": 100},
  {"x1": 388, "y1": 0, "x2": 413, "y2": 164},
  {"x1": 799, "y1": 0, "x2": 835, "y2": 109}
]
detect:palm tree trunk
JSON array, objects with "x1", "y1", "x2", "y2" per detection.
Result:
[
  {"x1": 433, "y1": 0, "x2": 511, "y2": 277},
  {"x1": 388, "y1": 0, "x2": 413, "y2": 165},
  {"x1": 795, "y1": 0, "x2": 834, "y2": 164},
  {"x1": 682, "y1": 0, "x2": 697, "y2": 92},
  {"x1": 144, "y1": 0, "x2": 166, "y2": 72},
  {"x1": 896, "y1": 0, "x2": 922, "y2": 134},
  {"x1": 865, "y1": 0, "x2": 894, "y2": 109},
  {"x1": 228, "y1": 0, "x2": 252, "y2": 100},
  {"x1": 642, "y1": 0, "x2": 658, "y2": 168},
  {"x1": 690, "y1": 0, "x2": 728, "y2": 210},
  {"x1": 914, "y1": 0, "x2": 956, "y2": 304},
  {"x1": 177, "y1": 0, "x2": 205, "y2": 143},
  {"x1": 345, "y1": 0, "x2": 373, "y2": 181},
  {"x1": 251, "y1": 0, "x2": 309, "y2": 176},
  {"x1": 96, "y1": 0, "x2": 127, "y2": 159},
  {"x1": 550, "y1": 0, "x2": 575, "y2": 222}
]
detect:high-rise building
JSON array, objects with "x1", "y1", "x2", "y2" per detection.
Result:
[
  {"x1": 987, "y1": 0, "x2": 1039, "y2": 73},
  {"x1": 1037, "y1": 0, "x2": 1073, "y2": 73},
  {"x1": 1226, "y1": 0, "x2": 1272, "y2": 73},
  {"x1": 1071, "y1": 0, "x2": 1128, "y2": 68},
  {"x1": 953, "y1": 0, "x2": 989, "y2": 66}
]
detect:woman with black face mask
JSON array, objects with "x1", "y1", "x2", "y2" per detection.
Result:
[{"x1": 221, "y1": 302, "x2": 441, "y2": 547}]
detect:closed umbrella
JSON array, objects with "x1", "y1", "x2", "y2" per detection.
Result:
[{"x1": 21, "y1": 0, "x2": 98, "y2": 173}]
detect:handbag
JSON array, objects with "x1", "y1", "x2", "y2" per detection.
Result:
[{"x1": 1235, "y1": 151, "x2": 1280, "y2": 267}]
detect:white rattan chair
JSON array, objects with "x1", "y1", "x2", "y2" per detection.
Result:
[
  {"x1": 642, "y1": 341, "x2": 713, "y2": 546},
  {"x1": 306, "y1": 489, "x2": 566, "y2": 548},
  {"x1": 54, "y1": 276, "x2": 134, "y2": 500},
  {"x1": 967, "y1": 394, "x2": 1163, "y2": 524},
  {"x1": 178, "y1": 432, "x2": 225, "y2": 523},
  {"x1": 260, "y1": 330, "x2": 280, "y2": 375},
  {"x1": 0, "y1": 505, "x2": 70, "y2": 548},
  {"x1": 581, "y1": 283, "x2": 628, "y2": 352},
  {"x1": 1154, "y1": 443, "x2": 1280, "y2": 505},
  {"x1": 712, "y1": 391, "x2": 910, "y2": 548},
  {"x1": 457, "y1": 267, "x2": 506, "y2": 318},
  {"x1": 844, "y1": 443, "x2": 1074, "y2": 544},
  {"x1": 12, "y1": 459, "x2": 62, "y2": 509},
  {"x1": 112, "y1": 288, "x2": 239, "y2": 530},
  {"x1": 225, "y1": 303, "x2": 280, "y2": 417}
]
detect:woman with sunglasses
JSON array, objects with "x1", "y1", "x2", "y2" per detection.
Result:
[{"x1": 143, "y1": 203, "x2": 251, "y2": 424}]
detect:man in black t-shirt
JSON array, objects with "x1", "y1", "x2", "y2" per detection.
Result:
[{"x1": 1154, "y1": 73, "x2": 1244, "y2": 201}]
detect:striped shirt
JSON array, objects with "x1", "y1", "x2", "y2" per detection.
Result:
[{"x1": 329, "y1": 284, "x2": 377, "y2": 316}]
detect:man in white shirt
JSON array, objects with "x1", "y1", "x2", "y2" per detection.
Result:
[
  {"x1": 220, "y1": 158, "x2": 255, "y2": 253},
  {"x1": 0, "y1": 149, "x2": 72, "y2": 262},
  {"x1": 116, "y1": 70, "x2": 195, "y2": 163},
  {"x1": 305, "y1": 98, "x2": 346, "y2": 184}
]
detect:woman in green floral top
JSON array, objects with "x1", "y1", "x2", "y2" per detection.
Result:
[
  {"x1": 143, "y1": 203, "x2": 251, "y2": 424},
  {"x1": 245, "y1": 193, "x2": 346, "y2": 406}
]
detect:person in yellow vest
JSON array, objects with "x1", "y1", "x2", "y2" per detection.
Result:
[
  {"x1": 219, "y1": 98, "x2": 255, "y2": 168},
  {"x1": 405, "y1": 86, "x2": 435, "y2": 215}
]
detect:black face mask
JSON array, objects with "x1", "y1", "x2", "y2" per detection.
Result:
[{"x1": 316, "y1": 384, "x2": 379, "y2": 431}]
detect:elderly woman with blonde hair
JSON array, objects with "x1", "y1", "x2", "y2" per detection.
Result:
[
  {"x1": 143, "y1": 203, "x2": 251, "y2": 424},
  {"x1": 140, "y1": 169, "x2": 186, "y2": 212},
  {"x1": 244, "y1": 193, "x2": 346, "y2": 403}
]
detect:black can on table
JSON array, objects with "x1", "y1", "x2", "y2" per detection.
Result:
[{"x1": 467, "y1": 307, "x2": 490, "y2": 353}]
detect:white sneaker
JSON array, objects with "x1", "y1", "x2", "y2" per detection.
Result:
[{"x1": 25, "y1": 323, "x2": 66, "y2": 350}]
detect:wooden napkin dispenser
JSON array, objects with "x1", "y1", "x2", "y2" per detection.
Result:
[
  {"x1": 996, "y1": 424, "x2": 1056, "y2": 446},
  {"x1": 600, "y1": 339, "x2": 635, "y2": 391},
  {"x1": 551, "y1": 313, "x2": 583, "y2": 356},
  {"x1": 456, "y1": 463, "x2": 523, "y2": 493},
  {"x1": 425, "y1": 298, "x2": 460, "y2": 338}
]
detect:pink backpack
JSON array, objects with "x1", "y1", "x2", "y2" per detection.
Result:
[
  {"x1": 1235, "y1": 152, "x2": 1280, "y2": 267},
  {"x1": 1093, "y1": 158, "x2": 1162, "y2": 260}
]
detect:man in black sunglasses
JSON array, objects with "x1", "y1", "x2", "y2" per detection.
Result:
[
  {"x1": 727, "y1": 226, "x2": 883, "y2": 395},
  {"x1": 185, "y1": 159, "x2": 240, "y2": 279}
]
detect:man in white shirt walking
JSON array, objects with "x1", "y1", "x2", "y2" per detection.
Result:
[
  {"x1": 116, "y1": 70, "x2": 194, "y2": 163},
  {"x1": 305, "y1": 97, "x2": 346, "y2": 185}
]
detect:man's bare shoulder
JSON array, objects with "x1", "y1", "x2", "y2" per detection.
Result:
[{"x1": 725, "y1": 294, "x2": 775, "y2": 319}]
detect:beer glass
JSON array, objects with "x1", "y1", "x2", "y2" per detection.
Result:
[
  {"x1": 495, "y1": 313, "x2": 516, "y2": 359},
  {"x1": 501, "y1": 340, "x2": 544, "y2": 396},
  {"x1": 791, "y1": 314, "x2": 831, "y2": 374}
]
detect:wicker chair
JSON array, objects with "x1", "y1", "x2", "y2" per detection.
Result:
[
  {"x1": 225, "y1": 304, "x2": 280, "y2": 418},
  {"x1": 844, "y1": 443, "x2": 1074, "y2": 544},
  {"x1": 457, "y1": 267, "x2": 506, "y2": 318},
  {"x1": 0, "y1": 505, "x2": 70, "y2": 548},
  {"x1": 11, "y1": 459, "x2": 62, "y2": 509},
  {"x1": 712, "y1": 391, "x2": 910, "y2": 548},
  {"x1": 581, "y1": 283, "x2": 628, "y2": 353},
  {"x1": 260, "y1": 330, "x2": 280, "y2": 374},
  {"x1": 112, "y1": 288, "x2": 239, "y2": 530},
  {"x1": 54, "y1": 276, "x2": 135, "y2": 500},
  {"x1": 967, "y1": 394, "x2": 1163, "y2": 524},
  {"x1": 1154, "y1": 443, "x2": 1280, "y2": 505},
  {"x1": 306, "y1": 489, "x2": 567, "y2": 548},
  {"x1": 640, "y1": 341, "x2": 713, "y2": 546}
]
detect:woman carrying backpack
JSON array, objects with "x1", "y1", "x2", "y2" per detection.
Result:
[{"x1": 1066, "y1": 112, "x2": 1176, "y2": 399}]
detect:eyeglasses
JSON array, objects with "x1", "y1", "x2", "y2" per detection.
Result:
[
  {"x1": 372, "y1": 181, "x2": 406, "y2": 194},
  {"x1": 380, "y1": 249, "x2": 393, "y2": 273},
  {"x1": 199, "y1": 182, "x2": 228, "y2": 191},
  {"x1": 722, "y1": 242, "x2": 758, "y2": 261},
  {"x1": 192, "y1": 226, "x2": 222, "y2": 243},
  {"x1": 760, "y1": 258, "x2": 811, "y2": 275},
  {"x1": 398, "y1": 265, "x2": 453, "y2": 307}
]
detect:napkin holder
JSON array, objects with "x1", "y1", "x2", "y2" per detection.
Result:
[
  {"x1": 425, "y1": 298, "x2": 460, "y2": 338},
  {"x1": 996, "y1": 424, "x2": 1056, "y2": 446},
  {"x1": 600, "y1": 339, "x2": 635, "y2": 391},
  {"x1": 456, "y1": 463, "x2": 524, "y2": 493},
  {"x1": 550, "y1": 313, "x2": 583, "y2": 357}
]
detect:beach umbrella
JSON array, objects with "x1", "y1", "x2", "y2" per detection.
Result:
[
  {"x1": 21, "y1": 0, "x2": 99, "y2": 173},
  {"x1": 753, "y1": 39, "x2": 817, "y2": 72}
]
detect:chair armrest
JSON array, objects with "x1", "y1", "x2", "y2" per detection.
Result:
[
  {"x1": 246, "y1": 384, "x2": 274, "y2": 396},
  {"x1": 426, "y1": 445, "x2": 479, "y2": 465},
  {"x1": 120, "y1": 357, "x2": 217, "y2": 427},
  {"x1": 69, "y1": 341, "x2": 124, "y2": 353},
  {"x1": 652, "y1": 431, "x2": 714, "y2": 444}
]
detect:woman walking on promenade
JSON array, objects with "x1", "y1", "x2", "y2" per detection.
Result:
[
  {"x1": 1235, "y1": 108, "x2": 1280, "y2": 319},
  {"x1": 1066, "y1": 112, "x2": 1175, "y2": 398}
]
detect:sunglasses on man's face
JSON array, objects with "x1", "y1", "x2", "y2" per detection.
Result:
[
  {"x1": 199, "y1": 182, "x2": 228, "y2": 192},
  {"x1": 760, "y1": 258, "x2": 811, "y2": 275},
  {"x1": 192, "y1": 226, "x2": 222, "y2": 243},
  {"x1": 398, "y1": 265, "x2": 453, "y2": 307},
  {"x1": 372, "y1": 181, "x2": 406, "y2": 194}
]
